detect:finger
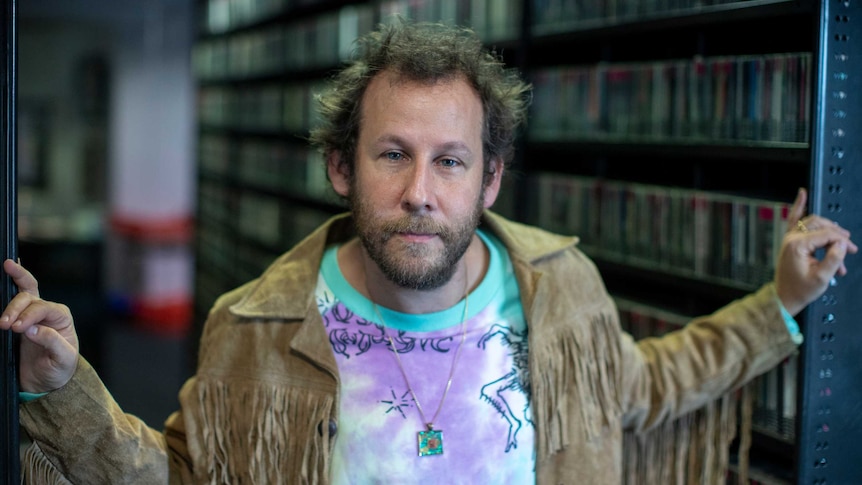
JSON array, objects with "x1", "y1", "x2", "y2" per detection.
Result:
[
  {"x1": 820, "y1": 240, "x2": 850, "y2": 280},
  {"x1": 796, "y1": 221, "x2": 853, "y2": 249},
  {"x1": 786, "y1": 187, "x2": 807, "y2": 229},
  {"x1": 6, "y1": 299, "x2": 72, "y2": 334},
  {"x1": 803, "y1": 216, "x2": 850, "y2": 236},
  {"x1": 21, "y1": 324, "x2": 77, "y2": 362},
  {"x1": 3, "y1": 259, "x2": 40, "y2": 297},
  {"x1": 837, "y1": 263, "x2": 847, "y2": 277},
  {"x1": 0, "y1": 291, "x2": 39, "y2": 330}
]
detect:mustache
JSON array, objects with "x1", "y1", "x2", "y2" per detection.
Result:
[{"x1": 380, "y1": 216, "x2": 448, "y2": 237}]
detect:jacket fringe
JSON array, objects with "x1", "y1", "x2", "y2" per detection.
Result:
[
  {"x1": 22, "y1": 442, "x2": 72, "y2": 485},
  {"x1": 621, "y1": 382, "x2": 755, "y2": 485},
  {"x1": 532, "y1": 310, "x2": 756, "y2": 484},
  {"x1": 196, "y1": 378, "x2": 334, "y2": 485},
  {"x1": 532, "y1": 313, "x2": 622, "y2": 459}
]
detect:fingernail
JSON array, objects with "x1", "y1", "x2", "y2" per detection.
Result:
[
  {"x1": 12, "y1": 320, "x2": 21, "y2": 327},
  {"x1": 26, "y1": 326, "x2": 37, "y2": 336},
  {"x1": 0, "y1": 315, "x2": 7, "y2": 323}
]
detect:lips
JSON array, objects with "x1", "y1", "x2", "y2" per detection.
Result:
[{"x1": 397, "y1": 232, "x2": 438, "y2": 243}]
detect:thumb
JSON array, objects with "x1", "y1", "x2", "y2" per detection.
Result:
[{"x1": 23, "y1": 324, "x2": 77, "y2": 366}]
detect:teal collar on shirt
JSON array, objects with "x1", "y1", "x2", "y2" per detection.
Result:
[{"x1": 320, "y1": 229, "x2": 506, "y2": 332}]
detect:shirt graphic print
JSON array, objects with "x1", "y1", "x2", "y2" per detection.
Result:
[{"x1": 320, "y1": 230, "x2": 536, "y2": 484}]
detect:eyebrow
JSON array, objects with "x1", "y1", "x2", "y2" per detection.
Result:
[{"x1": 374, "y1": 135, "x2": 475, "y2": 158}]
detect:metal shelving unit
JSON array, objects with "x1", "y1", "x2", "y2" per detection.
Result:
[{"x1": 796, "y1": 1, "x2": 862, "y2": 482}]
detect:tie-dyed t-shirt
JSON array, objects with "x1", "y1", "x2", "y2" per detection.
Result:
[{"x1": 317, "y1": 229, "x2": 535, "y2": 484}]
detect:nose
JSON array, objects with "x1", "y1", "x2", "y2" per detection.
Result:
[{"x1": 401, "y1": 163, "x2": 434, "y2": 213}]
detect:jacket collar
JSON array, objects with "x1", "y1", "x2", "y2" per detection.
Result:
[
  {"x1": 228, "y1": 212, "x2": 354, "y2": 320},
  {"x1": 480, "y1": 211, "x2": 579, "y2": 264},
  {"x1": 228, "y1": 211, "x2": 579, "y2": 320}
]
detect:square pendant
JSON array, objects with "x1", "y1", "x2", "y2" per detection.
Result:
[{"x1": 418, "y1": 429, "x2": 444, "y2": 456}]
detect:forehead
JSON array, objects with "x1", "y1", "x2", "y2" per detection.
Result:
[{"x1": 358, "y1": 70, "x2": 484, "y2": 140}]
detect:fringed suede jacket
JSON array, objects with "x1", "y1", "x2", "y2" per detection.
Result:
[{"x1": 19, "y1": 212, "x2": 797, "y2": 484}]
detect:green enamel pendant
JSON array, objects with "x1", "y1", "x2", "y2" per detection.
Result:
[{"x1": 418, "y1": 429, "x2": 444, "y2": 456}]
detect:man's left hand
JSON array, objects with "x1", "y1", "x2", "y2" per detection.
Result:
[{"x1": 775, "y1": 188, "x2": 858, "y2": 316}]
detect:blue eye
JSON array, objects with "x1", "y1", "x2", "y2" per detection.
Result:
[{"x1": 386, "y1": 152, "x2": 404, "y2": 161}]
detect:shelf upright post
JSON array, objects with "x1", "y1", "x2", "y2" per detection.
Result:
[
  {"x1": 0, "y1": 0, "x2": 19, "y2": 483},
  {"x1": 796, "y1": 0, "x2": 862, "y2": 483}
]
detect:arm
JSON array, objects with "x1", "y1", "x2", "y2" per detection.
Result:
[
  {"x1": 19, "y1": 357, "x2": 173, "y2": 483},
  {"x1": 622, "y1": 188, "x2": 856, "y2": 431},
  {"x1": 621, "y1": 283, "x2": 796, "y2": 431},
  {"x1": 2, "y1": 260, "x2": 193, "y2": 483}
]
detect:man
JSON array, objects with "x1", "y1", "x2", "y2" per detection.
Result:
[{"x1": 2, "y1": 20, "x2": 856, "y2": 484}]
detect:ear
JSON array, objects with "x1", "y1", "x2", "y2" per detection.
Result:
[
  {"x1": 327, "y1": 151, "x2": 351, "y2": 198},
  {"x1": 482, "y1": 158, "x2": 505, "y2": 209}
]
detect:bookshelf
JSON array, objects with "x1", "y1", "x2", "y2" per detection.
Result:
[{"x1": 191, "y1": 0, "x2": 861, "y2": 482}]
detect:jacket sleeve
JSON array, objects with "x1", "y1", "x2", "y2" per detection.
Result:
[
  {"x1": 19, "y1": 356, "x2": 192, "y2": 484},
  {"x1": 619, "y1": 283, "x2": 799, "y2": 432}
]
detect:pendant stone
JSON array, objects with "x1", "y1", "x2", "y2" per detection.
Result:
[{"x1": 417, "y1": 428, "x2": 444, "y2": 456}]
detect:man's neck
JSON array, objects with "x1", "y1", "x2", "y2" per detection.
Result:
[{"x1": 337, "y1": 234, "x2": 489, "y2": 314}]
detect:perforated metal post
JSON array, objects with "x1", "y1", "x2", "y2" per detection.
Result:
[{"x1": 796, "y1": 1, "x2": 862, "y2": 483}]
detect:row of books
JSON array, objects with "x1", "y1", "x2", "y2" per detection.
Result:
[
  {"x1": 617, "y1": 297, "x2": 798, "y2": 444},
  {"x1": 202, "y1": 0, "x2": 289, "y2": 34},
  {"x1": 197, "y1": 190, "x2": 332, "y2": 276},
  {"x1": 201, "y1": 0, "x2": 769, "y2": 43},
  {"x1": 195, "y1": 3, "x2": 376, "y2": 80},
  {"x1": 378, "y1": 0, "x2": 522, "y2": 42},
  {"x1": 616, "y1": 297, "x2": 687, "y2": 340},
  {"x1": 752, "y1": 353, "x2": 798, "y2": 440},
  {"x1": 198, "y1": 81, "x2": 323, "y2": 133},
  {"x1": 530, "y1": 172, "x2": 791, "y2": 288},
  {"x1": 198, "y1": 181, "x2": 233, "y2": 229},
  {"x1": 198, "y1": 181, "x2": 334, "y2": 251},
  {"x1": 199, "y1": 134, "x2": 338, "y2": 204},
  {"x1": 198, "y1": 134, "x2": 231, "y2": 176},
  {"x1": 237, "y1": 139, "x2": 335, "y2": 202},
  {"x1": 197, "y1": 217, "x2": 266, "y2": 296},
  {"x1": 238, "y1": 192, "x2": 285, "y2": 247},
  {"x1": 530, "y1": 0, "x2": 788, "y2": 35},
  {"x1": 530, "y1": 52, "x2": 812, "y2": 144},
  {"x1": 195, "y1": 0, "x2": 521, "y2": 81}
]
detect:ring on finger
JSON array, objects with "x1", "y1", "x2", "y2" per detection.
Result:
[{"x1": 797, "y1": 220, "x2": 809, "y2": 233}]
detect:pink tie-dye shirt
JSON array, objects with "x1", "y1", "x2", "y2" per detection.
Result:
[{"x1": 318, "y1": 230, "x2": 536, "y2": 484}]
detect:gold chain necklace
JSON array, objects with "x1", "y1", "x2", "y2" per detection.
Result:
[{"x1": 371, "y1": 272, "x2": 469, "y2": 457}]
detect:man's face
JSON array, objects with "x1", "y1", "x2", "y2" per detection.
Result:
[{"x1": 331, "y1": 71, "x2": 501, "y2": 290}]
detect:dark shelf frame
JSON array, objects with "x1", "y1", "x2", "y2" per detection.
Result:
[
  {"x1": 0, "y1": 0, "x2": 19, "y2": 482},
  {"x1": 795, "y1": 1, "x2": 862, "y2": 483}
]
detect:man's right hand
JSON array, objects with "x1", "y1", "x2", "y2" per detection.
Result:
[{"x1": 1, "y1": 259, "x2": 79, "y2": 394}]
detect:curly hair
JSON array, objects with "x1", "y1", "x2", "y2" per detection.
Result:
[{"x1": 308, "y1": 18, "x2": 531, "y2": 187}]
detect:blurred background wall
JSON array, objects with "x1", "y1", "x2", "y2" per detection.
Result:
[{"x1": 17, "y1": 0, "x2": 196, "y2": 428}]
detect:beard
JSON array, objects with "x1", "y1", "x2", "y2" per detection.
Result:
[{"x1": 349, "y1": 184, "x2": 485, "y2": 291}]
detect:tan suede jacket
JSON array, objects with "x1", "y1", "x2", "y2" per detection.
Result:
[{"x1": 19, "y1": 211, "x2": 797, "y2": 484}]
